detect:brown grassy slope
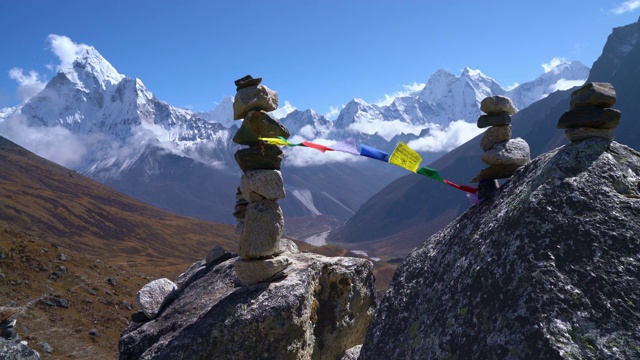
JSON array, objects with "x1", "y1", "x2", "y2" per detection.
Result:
[{"x1": 0, "y1": 136, "x2": 237, "y2": 273}]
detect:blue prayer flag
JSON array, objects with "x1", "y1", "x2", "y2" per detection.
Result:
[{"x1": 360, "y1": 144, "x2": 390, "y2": 162}]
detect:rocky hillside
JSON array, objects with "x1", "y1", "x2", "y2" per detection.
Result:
[{"x1": 360, "y1": 136, "x2": 640, "y2": 358}]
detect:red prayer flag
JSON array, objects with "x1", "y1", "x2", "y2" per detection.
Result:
[
  {"x1": 444, "y1": 179, "x2": 478, "y2": 194},
  {"x1": 301, "y1": 141, "x2": 334, "y2": 153}
]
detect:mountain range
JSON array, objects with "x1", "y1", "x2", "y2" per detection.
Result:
[
  {"x1": 329, "y1": 17, "x2": 640, "y2": 258},
  {"x1": 0, "y1": 38, "x2": 589, "y2": 242}
]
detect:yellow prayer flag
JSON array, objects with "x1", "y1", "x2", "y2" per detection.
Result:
[
  {"x1": 259, "y1": 137, "x2": 290, "y2": 146},
  {"x1": 389, "y1": 142, "x2": 422, "y2": 172}
]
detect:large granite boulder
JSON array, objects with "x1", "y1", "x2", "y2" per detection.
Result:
[
  {"x1": 360, "y1": 138, "x2": 640, "y2": 359},
  {"x1": 120, "y1": 252, "x2": 376, "y2": 359},
  {"x1": 0, "y1": 338, "x2": 41, "y2": 359}
]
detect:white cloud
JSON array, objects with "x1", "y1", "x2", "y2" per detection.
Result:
[
  {"x1": 504, "y1": 82, "x2": 520, "y2": 91},
  {"x1": 283, "y1": 135, "x2": 364, "y2": 167},
  {"x1": 47, "y1": 34, "x2": 90, "y2": 70},
  {"x1": 549, "y1": 78, "x2": 586, "y2": 92},
  {"x1": 611, "y1": 0, "x2": 640, "y2": 14},
  {"x1": 8, "y1": 68, "x2": 47, "y2": 101},
  {"x1": 375, "y1": 82, "x2": 425, "y2": 106},
  {"x1": 347, "y1": 119, "x2": 428, "y2": 141},
  {"x1": 0, "y1": 113, "x2": 87, "y2": 168},
  {"x1": 407, "y1": 120, "x2": 484, "y2": 153},
  {"x1": 269, "y1": 100, "x2": 296, "y2": 119},
  {"x1": 325, "y1": 105, "x2": 343, "y2": 120},
  {"x1": 542, "y1": 57, "x2": 567, "y2": 73}
]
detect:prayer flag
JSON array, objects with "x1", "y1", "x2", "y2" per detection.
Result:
[
  {"x1": 417, "y1": 167, "x2": 444, "y2": 182},
  {"x1": 301, "y1": 141, "x2": 334, "y2": 153},
  {"x1": 259, "y1": 137, "x2": 291, "y2": 146},
  {"x1": 331, "y1": 138, "x2": 359, "y2": 155},
  {"x1": 444, "y1": 179, "x2": 478, "y2": 194},
  {"x1": 360, "y1": 144, "x2": 390, "y2": 162},
  {"x1": 466, "y1": 192, "x2": 479, "y2": 205},
  {"x1": 389, "y1": 142, "x2": 422, "y2": 172}
]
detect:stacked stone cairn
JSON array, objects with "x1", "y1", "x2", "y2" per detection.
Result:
[
  {"x1": 472, "y1": 95, "x2": 531, "y2": 199},
  {"x1": 557, "y1": 82, "x2": 620, "y2": 142},
  {"x1": 231, "y1": 75, "x2": 292, "y2": 285}
]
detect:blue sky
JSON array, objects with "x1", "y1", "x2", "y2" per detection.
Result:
[{"x1": 1, "y1": 1, "x2": 639, "y2": 118}]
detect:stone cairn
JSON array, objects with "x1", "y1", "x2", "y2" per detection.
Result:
[
  {"x1": 231, "y1": 75, "x2": 292, "y2": 285},
  {"x1": 472, "y1": 95, "x2": 531, "y2": 199},
  {"x1": 557, "y1": 82, "x2": 620, "y2": 142}
]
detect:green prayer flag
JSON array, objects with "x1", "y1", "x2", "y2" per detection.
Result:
[{"x1": 417, "y1": 167, "x2": 444, "y2": 182}]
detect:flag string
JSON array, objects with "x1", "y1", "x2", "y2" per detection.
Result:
[{"x1": 258, "y1": 137, "x2": 478, "y2": 201}]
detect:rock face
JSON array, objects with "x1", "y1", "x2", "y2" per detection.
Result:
[
  {"x1": 0, "y1": 338, "x2": 41, "y2": 359},
  {"x1": 120, "y1": 251, "x2": 376, "y2": 359},
  {"x1": 360, "y1": 138, "x2": 640, "y2": 359}
]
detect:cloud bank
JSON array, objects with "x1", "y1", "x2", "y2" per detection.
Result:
[
  {"x1": 407, "y1": 120, "x2": 484, "y2": 153},
  {"x1": 541, "y1": 57, "x2": 567, "y2": 73}
]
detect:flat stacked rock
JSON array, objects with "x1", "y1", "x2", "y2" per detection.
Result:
[
  {"x1": 473, "y1": 96, "x2": 531, "y2": 187},
  {"x1": 231, "y1": 75, "x2": 292, "y2": 285},
  {"x1": 557, "y1": 82, "x2": 620, "y2": 142}
]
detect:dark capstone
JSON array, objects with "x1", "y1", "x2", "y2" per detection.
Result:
[
  {"x1": 477, "y1": 112, "x2": 511, "y2": 128},
  {"x1": 570, "y1": 82, "x2": 616, "y2": 109},
  {"x1": 477, "y1": 179, "x2": 499, "y2": 200},
  {"x1": 233, "y1": 111, "x2": 290, "y2": 146},
  {"x1": 234, "y1": 145, "x2": 284, "y2": 172},
  {"x1": 557, "y1": 106, "x2": 621, "y2": 129},
  {"x1": 471, "y1": 164, "x2": 522, "y2": 182},
  {"x1": 234, "y1": 75, "x2": 262, "y2": 90}
]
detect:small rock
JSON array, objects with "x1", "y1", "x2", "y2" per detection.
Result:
[
  {"x1": 122, "y1": 301, "x2": 133, "y2": 311},
  {"x1": 88, "y1": 289, "x2": 96, "y2": 296},
  {"x1": 88, "y1": 329, "x2": 98, "y2": 336},
  {"x1": 58, "y1": 265, "x2": 66, "y2": 272},
  {"x1": 40, "y1": 299, "x2": 54, "y2": 307},
  {"x1": 84, "y1": 298, "x2": 93, "y2": 304},
  {"x1": 107, "y1": 277, "x2": 117, "y2": 286},
  {"x1": 570, "y1": 82, "x2": 616, "y2": 109},
  {"x1": 234, "y1": 144, "x2": 284, "y2": 173},
  {"x1": 53, "y1": 298, "x2": 70, "y2": 309},
  {"x1": 205, "y1": 246, "x2": 226, "y2": 265},
  {"x1": 480, "y1": 96, "x2": 518, "y2": 115},
  {"x1": 136, "y1": 278, "x2": 178, "y2": 319},
  {"x1": 481, "y1": 138, "x2": 530, "y2": 166},
  {"x1": 557, "y1": 106, "x2": 621, "y2": 129},
  {"x1": 240, "y1": 170, "x2": 286, "y2": 201},
  {"x1": 58, "y1": 254, "x2": 68, "y2": 261},
  {"x1": 480, "y1": 125, "x2": 512, "y2": 151},
  {"x1": 49, "y1": 272, "x2": 61, "y2": 279},
  {"x1": 105, "y1": 290, "x2": 114, "y2": 297},
  {"x1": 233, "y1": 85, "x2": 278, "y2": 120},
  {"x1": 234, "y1": 256, "x2": 292, "y2": 285},
  {"x1": 234, "y1": 75, "x2": 262, "y2": 90},
  {"x1": 233, "y1": 110, "x2": 290, "y2": 146},
  {"x1": 342, "y1": 345, "x2": 362, "y2": 360},
  {"x1": 40, "y1": 341, "x2": 53, "y2": 353},
  {"x1": 477, "y1": 112, "x2": 511, "y2": 128},
  {"x1": 565, "y1": 127, "x2": 615, "y2": 142}
]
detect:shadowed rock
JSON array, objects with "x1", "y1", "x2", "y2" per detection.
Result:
[
  {"x1": 232, "y1": 110, "x2": 290, "y2": 146},
  {"x1": 361, "y1": 138, "x2": 640, "y2": 359},
  {"x1": 557, "y1": 106, "x2": 621, "y2": 129},
  {"x1": 477, "y1": 112, "x2": 511, "y2": 128},
  {"x1": 234, "y1": 144, "x2": 283, "y2": 172}
]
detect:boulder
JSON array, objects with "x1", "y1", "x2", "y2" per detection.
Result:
[
  {"x1": 240, "y1": 169, "x2": 285, "y2": 201},
  {"x1": 565, "y1": 127, "x2": 615, "y2": 143},
  {"x1": 361, "y1": 138, "x2": 640, "y2": 359},
  {"x1": 480, "y1": 125, "x2": 512, "y2": 151},
  {"x1": 234, "y1": 144, "x2": 284, "y2": 173},
  {"x1": 119, "y1": 253, "x2": 376, "y2": 360},
  {"x1": 233, "y1": 111, "x2": 290, "y2": 146},
  {"x1": 136, "y1": 278, "x2": 178, "y2": 319},
  {"x1": 239, "y1": 200, "x2": 285, "y2": 259},
  {"x1": 557, "y1": 106, "x2": 621, "y2": 129},
  {"x1": 205, "y1": 245, "x2": 226, "y2": 265},
  {"x1": 480, "y1": 95, "x2": 518, "y2": 115},
  {"x1": 0, "y1": 338, "x2": 41, "y2": 359},
  {"x1": 570, "y1": 82, "x2": 616, "y2": 109},
  {"x1": 480, "y1": 137, "x2": 530, "y2": 166},
  {"x1": 477, "y1": 112, "x2": 511, "y2": 128},
  {"x1": 233, "y1": 85, "x2": 278, "y2": 120}
]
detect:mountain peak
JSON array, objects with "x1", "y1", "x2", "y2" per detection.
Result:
[{"x1": 62, "y1": 46, "x2": 125, "y2": 91}]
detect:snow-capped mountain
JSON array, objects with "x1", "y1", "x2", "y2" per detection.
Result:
[{"x1": 0, "y1": 43, "x2": 589, "y2": 238}]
